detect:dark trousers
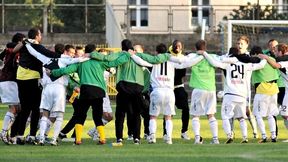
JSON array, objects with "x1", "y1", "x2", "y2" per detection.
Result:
[
  {"x1": 60, "y1": 98, "x2": 85, "y2": 137},
  {"x1": 75, "y1": 98, "x2": 103, "y2": 127},
  {"x1": 115, "y1": 91, "x2": 142, "y2": 140},
  {"x1": 141, "y1": 93, "x2": 150, "y2": 135},
  {"x1": 163, "y1": 87, "x2": 189, "y2": 135},
  {"x1": 127, "y1": 93, "x2": 150, "y2": 136},
  {"x1": 11, "y1": 79, "x2": 41, "y2": 137}
]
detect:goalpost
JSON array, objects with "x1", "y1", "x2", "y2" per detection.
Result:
[{"x1": 225, "y1": 20, "x2": 288, "y2": 52}]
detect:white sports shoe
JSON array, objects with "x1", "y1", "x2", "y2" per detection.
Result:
[
  {"x1": 143, "y1": 133, "x2": 149, "y2": 140},
  {"x1": 210, "y1": 138, "x2": 220, "y2": 144},
  {"x1": 148, "y1": 134, "x2": 156, "y2": 144},
  {"x1": 165, "y1": 136, "x2": 173, "y2": 145},
  {"x1": 61, "y1": 138, "x2": 75, "y2": 142},
  {"x1": 181, "y1": 132, "x2": 191, "y2": 140},
  {"x1": 87, "y1": 128, "x2": 96, "y2": 138},
  {"x1": 282, "y1": 139, "x2": 288, "y2": 143},
  {"x1": 10, "y1": 137, "x2": 17, "y2": 145},
  {"x1": 163, "y1": 134, "x2": 168, "y2": 141},
  {"x1": 92, "y1": 133, "x2": 99, "y2": 141},
  {"x1": 127, "y1": 135, "x2": 133, "y2": 141},
  {"x1": 0, "y1": 131, "x2": 10, "y2": 145},
  {"x1": 194, "y1": 136, "x2": 203, "y2": 144},
  {"x1": 50, "y1": 139, "x2": 58, "y2": 146},
  {"x1": 38, "y1": 136, "x2": 45, "y2": 146}
]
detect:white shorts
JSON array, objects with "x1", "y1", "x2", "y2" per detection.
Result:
[
  {"x1": 49, "y1": 111, "x2": 64, "y2": 118},
  {"x1": 0, "y1": 81, "x2": 20, "y2": 104},
  {"x1": 221, "y1": 95, "x2": 247, "y2": 120},
  {"x1": 253, "y1": 93, "x2": 279, "y2": 117},
  {"x1": 103, "y1": 93, "x2": 112, "y2": 113},
  {"x1": 190, "y1": 89, "x2": 217, "y2": 116},
  {"x1": 40, "y1": 83, "x2": 66, "y2": 113},
  {"x1": 149, "y1": 88, "x2": 175, "y2": 116},
  {"x1": 280, "y1": 89, "x2": 288, "y2": 116}
]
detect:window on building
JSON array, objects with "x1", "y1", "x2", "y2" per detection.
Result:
[
  {"x1": 191, "y1": 0, "x2": 210, "y2": 27},
  {"x1": 129, "y1": 0, "x2": 148, "y2": 27},
  {"x1": 203, "y1": 0, "x2": 209, "y2": 5},
  {"x1": 284, "y1": 0, "x2": 288, "y2": 12},
  {"x1": 192, "y1": 0, "x2": 209, "y2": 5},
  {"x1": 129, "y1": 0, "x2": 136, "y2": 5}
]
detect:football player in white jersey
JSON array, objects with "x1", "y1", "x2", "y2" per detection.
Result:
[
  {"x1": 25, "y1": 43, "x2": 89, "y2": 145},
  {"x1": 258, "y1": 43, "x2": 288, "y2": 142},
  {"x1": 201, "y1": 47, "x2": 266, "y2": 143},
  {"x1": 147, "y1": 43, "x2": 203, "y2": 144}
]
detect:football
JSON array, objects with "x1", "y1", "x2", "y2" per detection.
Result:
[{"x1": 217, "y1": 91, "x2": 224, "y2": 99}]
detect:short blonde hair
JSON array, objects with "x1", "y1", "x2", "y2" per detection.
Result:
[{"x1": 237, "y1": 35, "x2": 249, "y2": 44}]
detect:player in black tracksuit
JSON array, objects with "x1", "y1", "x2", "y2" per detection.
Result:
[{"x1": 163, "y1": 40, "x2": 190, "y2": 139}]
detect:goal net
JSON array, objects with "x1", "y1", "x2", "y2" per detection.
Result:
[{"x1": 224, "y1": 20, "x2": 288, "y2": 53}]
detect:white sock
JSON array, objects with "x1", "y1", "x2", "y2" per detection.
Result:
[
  {"x1": 222, "y1": 119, "x2": 232, "y2": 138},
  {"x1": 53, "y1": 117, "x2": 63, "y2": 141},
  {"x1": 102, "y1": 118, "x2": 109, "y2": 125},
  {"x1": 39, "y1": 116, "x2": 48, "y2": 139},
  {"x1": 45, "y1": 119, "x2": 52, "y2": 136},
  {"x1": 267, "y1": 116, "x2": 276, "y2": 139},
  {"x1": 248, "y1": 115, "x2": 258, "y2": 134},
  {"x1": 192, "y1": 117, "x2": 200, "y2": 137},
  {"x1": 89, "y1": 127, "x2": 96, "y2": 134},
  {"x1": 149, "y1": 119, "x2": 157, "y2": 135},
  {"x1": 165, "y1": 119, "x2": 173, "y2": 138},
  {"x1": 256, "y1": 116, "x2": 266, "y2": 139},
  {"x1": 209, "y1": 117, "x2": 218, "y2": 139},
  {"x1": 2, "y1": 112, "x2": 15, "y2": 131},
  {"x1": 229, "y1": 118, "x2": 234, "y2": 132},
  {"x1": 239, "y1": 118, "x2": 248, "y2": 139}
]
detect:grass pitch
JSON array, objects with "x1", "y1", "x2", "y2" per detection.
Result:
[{"x1": 0, "y1": 103, "x2": 287, "y2": 162}]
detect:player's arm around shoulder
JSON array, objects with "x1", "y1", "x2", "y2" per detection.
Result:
[
  {"x1": 102, "y1": 52, "x2": 131, "y2": 68},
  {"x1": 90, "y1": 51, "x2": 122, "y2": 61},
  {"x1": 258, "y1": 54, "x2": 280, "y2": 69},
  {"x1": 136, "y1": 52, "x2": 170, "y2": 64},
  {"x1": 201, "y1": 51, "x2": 227, "y2": 69},
  {"x1": 173, "y1": 53, "x2": 204, "y2": 69},
  {"x1": 51, "y1": 63, "x2": 79, "y2": 77},
  {"x1": 250, "y1": 59, "x2": 267, "y2": 71},
  {"x1": 131, "y1": 53, "x2": 153, "y2": 67}
]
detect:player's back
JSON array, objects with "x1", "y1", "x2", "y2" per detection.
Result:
[
  {"x1": 224, "y1": 61, "x2": 253, "y2": 99},
  {"x1": 150, "y1": 61, "x2": 175, "y2": 89}
]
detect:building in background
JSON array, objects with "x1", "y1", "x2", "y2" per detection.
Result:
[{"x1": 107, "y1": 0, "x2": 274, "y2": 34}]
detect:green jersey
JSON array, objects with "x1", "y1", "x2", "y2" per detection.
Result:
[
  {"x1": 189, "y1": 54, "x2": 216, "y2": 91},
  {"x1": 51, "y1": 53, "x2": 130, "y2": 92},
  {"x1": 252, "y1": 56, "x2": 279, "y2": 84},
  {"x1": 91, "y1": 51, "x2": 170, "y2": 86}
]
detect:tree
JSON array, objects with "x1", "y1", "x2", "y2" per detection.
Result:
[
  {"x1": 52, "y1": 0, "x2": 105, "y2": 33},
  {"x1": 223, "y1": 2, "x2": 288, "y2": 20},
  {"x1": 3, "y1": 0, "x2": 105, "y2": 33}
]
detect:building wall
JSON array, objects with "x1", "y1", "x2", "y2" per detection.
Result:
[{"x1": 108, "y1": 0, "x2": 274, "y2": 34}]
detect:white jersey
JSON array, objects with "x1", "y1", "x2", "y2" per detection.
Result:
[
  {"x1": 150, "y1": 61, "x2": 176, "y2": 89},
  {"x1": 203, "y1": 52, "x2": 266, "y2": 100},
  {"x1": 278, "y1": 61, "x2": 288, "y2": 87},
  {"x1": 26, "y1": 43, "x2": 89, "y2": 86}
]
